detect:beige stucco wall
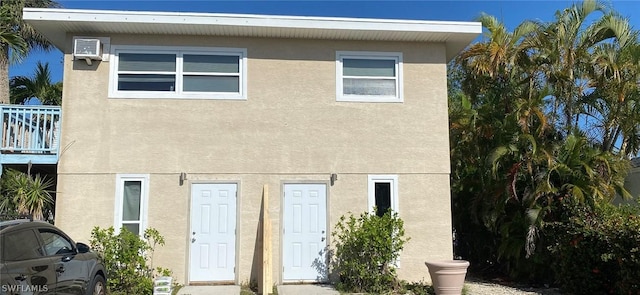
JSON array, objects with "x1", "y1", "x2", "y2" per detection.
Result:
[{"x1": 55, "y1": 33, "x2": 452, "y2": 285}]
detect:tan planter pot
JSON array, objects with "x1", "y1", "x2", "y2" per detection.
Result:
[{"x1": 425, "y1": 260, "x2": 470, "y2": 295}]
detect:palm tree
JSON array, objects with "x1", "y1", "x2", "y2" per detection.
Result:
[
  {"x1": 583, "y1": 40, "x2": 640, "y2": 157},
  {"x1": 1, "y1": 0, "x2": 60, "y2": 104},
  {"x1": 528, "y1": 0, "x2": 631, "y2": 133},
  {"x1": 0, "y1": 13, "x2": 27, "y2": 57},
  {"x1": 10, "y1": 61, "x2": 62, "y2": 105},
  {"x1": 459, "y1": 13, "x2": 537, "y2": 78},
  {"x1": 0, "y1": 169, "x2": 54, "y2": 220},
  {"x1": 457, "y1": 13, "x2": 537, "y2": 109}
]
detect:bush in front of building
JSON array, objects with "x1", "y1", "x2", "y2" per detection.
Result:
[
  {"x1": 330, "y1": 210, "x2": 409, "y2": 293},
  {"x1": 548, "y1": 200, "x2": 640, "y2": 294},
  {"x1": 90, "y1": 226, "x2": 172, "y2": 295}
]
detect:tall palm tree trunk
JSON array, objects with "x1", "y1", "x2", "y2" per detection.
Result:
[
  {"x1": 1, "y1": 0, "x2": 60, "y2": 105},
  {"x1": 0, "y1": 45, "x2": 9, "y2": 104}
]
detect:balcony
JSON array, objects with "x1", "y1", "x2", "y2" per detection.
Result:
[{"x1": 0, "y1": 105, "x2": 61, "y2": 166}]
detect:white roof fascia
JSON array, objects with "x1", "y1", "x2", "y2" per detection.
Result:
[{"x1": 23, "y1": 8, "x2": 481, "y2": 60}]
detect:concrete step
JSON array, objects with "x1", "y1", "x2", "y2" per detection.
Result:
[
  {"x1": 277, "y1": 285, "x2": 339, "y2": 295},
  {"x1": 176, "y1": 285, "x2": 241, "y2": 295}
]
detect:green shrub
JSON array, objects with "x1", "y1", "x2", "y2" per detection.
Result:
[
  {"x1": 330, "y1": 210, "x2": 409, "y2": 293},
  {"x1": 0, "y1": 169, "x2": 54, "y2": 221},
  {"x1": 548, "y1": 201, "x2": 640, "y2": 294},
  {"x1": 90, "y1": 226, "x2": 172, "y2": 295},
  {"x1": 401, "y1": 281, "x2": 435, "y2": 295}
]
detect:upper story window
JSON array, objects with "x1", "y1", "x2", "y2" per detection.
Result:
[
  {"x1": 336, "y1": 51, "x2": 403, "y2": 102},
  {"x1": 109, "y1": 46, "x2": 247, "y2": 100}
]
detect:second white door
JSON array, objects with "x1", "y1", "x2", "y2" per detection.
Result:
[
  {"x1": 282, "y1": 183, "x2": 328, "y2": 282},
  {"x1": 189, "y1": 183, "x2": 237, "y2": 282}
]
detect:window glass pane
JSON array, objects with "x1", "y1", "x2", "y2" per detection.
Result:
[
  {"x1": 2, "y1": 229, "x2": 42, "y2": 261},
  {"x1": 343, "y1": 58, "x2": 395, "y2": 77},
  {"x1": 122, "y1": 223, "x2": 140, "y2": 236},
  {"x1": 343, "y1": 78, "x2": 396, "y2": 96},
  {"x1": 184, "y1": 76, "x2": 239, "y2": 92},
  {"x1": 39, "y1": 230, "x2": 73, "y2": 256},
  {"x1": 118, "y1": 74, "x2": 176, "y2": 91},
  {"x1": 375, "y1": 182, "x2": 392, "y2": 217},
  {"x1": 123, "y1": 181, "x2": 141, "y2": 221},
  {"x1": 118, "y1": 53, "x2": 176, "y2": 72},
  {"x1": 184, "y1": 55, "x2": 240, "y2": 73}
]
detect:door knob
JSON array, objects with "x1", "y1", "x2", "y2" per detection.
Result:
[
  {"x1": 191, "y1": 238, "x2": 196, "y2": 243},
  {"x1": 321, "y1": 237, "x2": 325, "y2": 242}
]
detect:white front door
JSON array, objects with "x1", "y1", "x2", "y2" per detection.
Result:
[
  {"x1": 189, "y1": 183, "x2": 237, "y2": 282},
  {"x1": 282, "y1": 183, "x2": 328, "y2": 282}
]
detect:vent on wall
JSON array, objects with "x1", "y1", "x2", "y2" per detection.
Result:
[{"x1": 73, "y1": 38, "x2": 102, "y2": 65}]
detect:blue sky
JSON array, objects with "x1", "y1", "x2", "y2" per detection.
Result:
[{"x1": 10, "y1": 0, "x2": 640, "y2": 82}]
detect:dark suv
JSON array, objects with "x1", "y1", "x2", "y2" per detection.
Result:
[{"x1": 0, "y1": 219, "x2": 106, "y2": 295}]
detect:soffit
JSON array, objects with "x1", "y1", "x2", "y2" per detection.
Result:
[{"x1": 23, "y1": 8, "x2": 481, "y2": 61}]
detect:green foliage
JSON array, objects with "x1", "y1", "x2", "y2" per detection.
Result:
[
  {"x1": 239, "y1": 280, "x2": 258, "y2": 295},
  {"x1": 401, "y1": 281, "x2": 435, "y2": 295},
  {"x1": 0, "y1": 0, "x2": 60, "y2": 60},
  {"x1": 0, "y1": 168, "x2": 54, "y2": 220},
  {"x1": 90, "y1": 226, "x2": 172, "y2": 295},
  {"x1": 1, "y1": 0, "x2": 60, "y2": 104},
  {"x1": 10, "y1": 61, "x2": 62, "y2": 105},
  {"x1": 400, "y1": 281, "x2": 470, "y2": 295},
  {"x1": 448, "y1": 0, "x2": 639, "y2": 284},
  {"x1": 0, "y1": 8, "x2": 27, "y2": 56},
  {"x1": 548, "y1": 200, "x2": 640, "y2": 294},
  {"x1": 330, "y1": 210, "x2": 409, "y2": 293}
]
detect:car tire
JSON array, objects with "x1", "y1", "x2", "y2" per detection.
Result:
[{"x1": 87, "y1": 274, "x2": 106, "y2": 295}]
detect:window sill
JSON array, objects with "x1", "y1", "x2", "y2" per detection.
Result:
[
  {"x1": 337, "y1": 95, "x2": 403, "y2": 103},
  {"x1": 108, "y1": 92, "x2": 247, "y2": 100}
]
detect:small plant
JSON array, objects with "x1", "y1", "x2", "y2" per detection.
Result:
[
  {"x1": 90, "y1": 226, "x2": 173, "y2": 295},
  {"x1": 171, "y1": 285, "x2": 183, "y2": 295},
  {"x1": 331, "y1": 209, "x2": 409, "y2": 293},
  {"x1": 401, "y1": 281, "x2": 470, "y2": 295},
  {"x1": 402, "y1": 281, "x2": 435, "y2": 295},
  {"x1": 240, "y1": 280, "x2": 258, "y2": 295}
]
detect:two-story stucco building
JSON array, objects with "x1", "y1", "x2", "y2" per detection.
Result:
[{"x1": 23, "y1": 8, "x2": 480, "y2": 286}]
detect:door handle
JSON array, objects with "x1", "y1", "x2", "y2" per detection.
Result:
[
  {"x1": 15, "y1": 274, "x2": 26, "y2": 281},
  {"x1": 56, "y1": 265, "x2": 65, "y2": 273},
  {"x1": 321, "y1": 237, "x2": 325, "y2": 242},
  {"x1": 191, "y1": 238, "x2": 196, "y2": 243}
]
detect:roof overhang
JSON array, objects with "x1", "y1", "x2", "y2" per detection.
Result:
[{"x1": 23, "y1": 8, "x2": 481, "y2": 61}]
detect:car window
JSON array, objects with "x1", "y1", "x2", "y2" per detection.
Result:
[
  {"x1": 39, "y1": 229, "x2": 74, "y2": 256},
  {"x1": 2, "y1": 229, "x2": 43, "y2": 261}
]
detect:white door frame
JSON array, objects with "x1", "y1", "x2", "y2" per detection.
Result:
[
  {"x1": 280, "y1": 181, "x2": 330, "y2": 283},
  {"x1": 187, "y1": 181, "x2": 240, "y2": 284}
]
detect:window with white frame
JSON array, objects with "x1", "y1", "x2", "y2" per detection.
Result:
[
  {"x1": 114, "y1": 174, "x2": 149, "y2": 236},
  {"x1": 367, "y1": 175, "x2": 399, "y2": 216},
  {"x1": 336, "y1": 51, "x2": 403, "y2": 102},
  {"x1": 109, "y1": 46, "x2": 247, "y2": 99}
]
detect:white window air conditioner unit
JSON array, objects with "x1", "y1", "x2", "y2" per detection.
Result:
[{"x1": 74, "y1": 38, "x2": 102, "y2": 65}]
